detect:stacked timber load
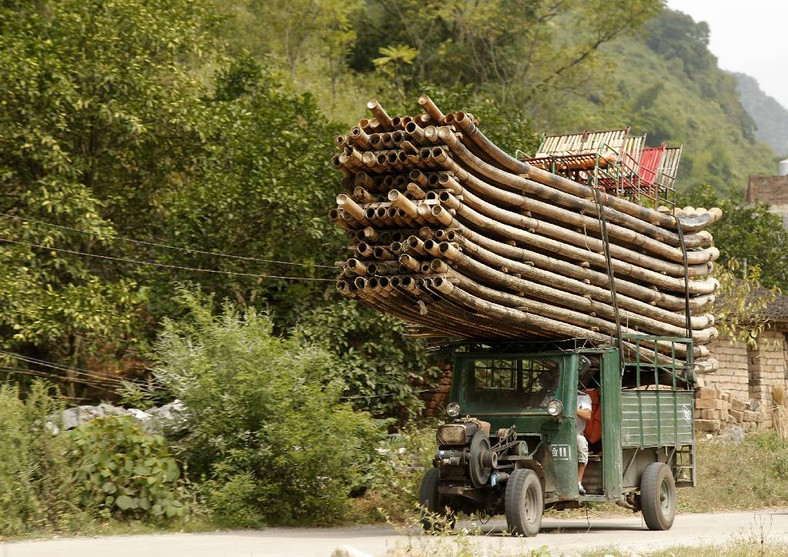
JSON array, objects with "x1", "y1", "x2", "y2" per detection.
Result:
[{"x1": 329, "y1": 96, "x2": 722, "y2": 372}]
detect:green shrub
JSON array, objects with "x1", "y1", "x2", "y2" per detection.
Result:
[
  {"x1": 352, "y1": 424, "x2": 437, "y2": 522},
  {"x1": 68, "y1": 415, "x2": 191, "y2": 521},
  {"x1": 0, "y1": 382, "x2": 75, "y2": 536},
  {"x1": 153, "y1": 290, "x2": 383, "y2": 526}
]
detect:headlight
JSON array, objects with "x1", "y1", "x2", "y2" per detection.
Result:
[
  {"x1": 446, "y1": 401, "x2": 461, "y2": 418},
  {"x1": 547, "y1": 399, "x2": 564, "y2": 417}
]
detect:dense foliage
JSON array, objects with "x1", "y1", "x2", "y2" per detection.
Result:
[
  {"x1": 151, "y1": 290, "x2": 382, "y2": 525},
  {"x1": 0, "y1": 0, "x2": 217, "y2": 383},
  {"x1": 0, "y1": 0, "x2": 435, "y2": 409},
  {"x1": 0, "y1": 383, "x2": 73, "y2": 535},
  {"x1": 296, "y1": 300, "x2": 440, "y2": 418}
]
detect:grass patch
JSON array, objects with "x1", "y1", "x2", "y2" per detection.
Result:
[
  {"x1": 680, "y1": 432, "x2": 788, "y2": 512},
  {"x1": 584, "y1": 538, "x2": 788, "y2": 557}
]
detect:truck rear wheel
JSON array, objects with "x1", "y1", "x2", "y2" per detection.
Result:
[
  {"x1": 418, "y1": 468, "x2": 453, "y2": 531},
  {"x1": 640, "y1": 462, "x2": 677, "y2": 530},
  {"x1": 505, "y1": 468, "x2": 543, "y2": 537}
]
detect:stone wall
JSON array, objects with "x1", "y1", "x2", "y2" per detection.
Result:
[
  {"x1": 701, "y1": 337, "x2": 750, "y2": 400},
  {"x1": 747, "y1": 329, "x2": 788, "y2": 429},
  {"x1": 698, "y1": 330, "x2": 788, "y2": 433}
]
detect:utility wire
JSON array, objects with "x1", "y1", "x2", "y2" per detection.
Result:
[
  {"x1": 0, "y1": 212, "x2": 336, "y2": 270},
  {"x1": 0, "y1": 349, "x2": 130, "y2": 386},
  {"x1": 0, "y1": 237, "x2": 336, "y2": 282},
  {"x1": 0, "y1": 367, "x2": 119, "y2": 393},
  {"x1": 0, "y1": 349, "x2": 102, "y2": 376}
]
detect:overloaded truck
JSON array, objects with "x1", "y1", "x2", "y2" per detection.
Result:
[
  {"x1": 329, "y1": 96, "x2": 720, "y2": 536},
  {"x1": 420, "y1": 336, "x2": 695, "y2": 535}
]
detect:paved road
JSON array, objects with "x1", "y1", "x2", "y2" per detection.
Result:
[{"x1": 3, "y1": 509, "x2": 787, "y2": 557}]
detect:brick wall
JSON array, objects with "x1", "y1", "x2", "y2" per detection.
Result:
[
  {"x1": 702, "y1": 336, "x2": 750, "y2": 400},
  {"x1": 421, "y1": 362, "x2": 452, "y2": 417},
  {"x1": 746, "y1": 175, "x2": 788, "y2": 227},
  {"x1": 700, "y1": 330, "x2": 788, "y2": 433},
  {"x1": 747, "y1": 329, "x2": 788, "y2": 429}
]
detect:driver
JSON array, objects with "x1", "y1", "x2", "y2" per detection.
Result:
[{"x1": 576, "y1": 390, "x2": 593, "y2": 495}]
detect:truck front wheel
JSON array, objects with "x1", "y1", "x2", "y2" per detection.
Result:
[
  {"x1": 505, "y1": 468, "x2": 543, "y2": 537},
  {"x1": 640, "y1": 462, "x2": 677, "y2": 530},
  {"x1": 418, "y1": 468, "x2": 453, "y2": 531}
]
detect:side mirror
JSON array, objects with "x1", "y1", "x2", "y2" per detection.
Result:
[{"x1": 579, "y1": 355, "x2": 592, "y2": 375}]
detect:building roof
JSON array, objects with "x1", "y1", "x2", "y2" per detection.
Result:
[
  {"x1": 746, "y1": 174, "x2": 788, "y2": 205},
  {"x1": 764, "y1": 294, "x2": 788, "y2": 321}
]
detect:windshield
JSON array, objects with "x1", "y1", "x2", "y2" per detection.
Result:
[{"x1": 465, "y1": 357, "x2": 561, "y2": 410}]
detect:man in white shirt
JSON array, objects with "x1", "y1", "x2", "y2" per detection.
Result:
[{"x1": 576, "y1": 391, "x2": 593, "y2": 495}]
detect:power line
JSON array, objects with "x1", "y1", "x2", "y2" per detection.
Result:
[
  {"x1": 0, "y1": 350, "x2": 127, "y2": 386},
  {"x1": 0, "y1": 237, "x2": 336, "y2": 282},
  {"x1": 0, "y1": 367, "x2": 119, "y2": 393},
  {"x1": 0, "y1": 212, "x2": 336, "y2": 270}
]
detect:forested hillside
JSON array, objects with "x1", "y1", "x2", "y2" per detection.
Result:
[
  {"x1": 0, "y1": 0, "x2": 779, "y2": 407},
  {"x1": 554, "y1": 10, "x2": 777, "y2": 194},
  {"x1": 736, "y1": 72, "x2": 788, "y2": 157}
]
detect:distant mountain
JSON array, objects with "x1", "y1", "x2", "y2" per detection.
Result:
[
  {"x1": 735, "y1": 73, "x2": 788, "y2": 157},
  {"x1": 558, "y1": 9, "x2": 777, "y2": 194}
]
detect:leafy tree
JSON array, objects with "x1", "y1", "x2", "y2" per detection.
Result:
[
  {"x1": 349, "y1": 0, "x2": 661, "y2": 114},
  {"x1": 373, "y1": 44, "x2": 419, "y2": 100},
  {"x1": 644, "y1": 9, "x2": 714, "y2": 77},
  {"x1": 712, "y1": 260, "x2": 776, "y2": 347},
  {"x1": 155, "y1": 57, "x2": 343, "y2": 328},
  {"x1": 295, "y1": 299, "x2": 440, "y2": 419},
  {"x1": 0, "y1": 0, "x2": 218, "y2": 381},
  {"x1": 681, "y1": 184, "x2": 788, "y2": 290}
]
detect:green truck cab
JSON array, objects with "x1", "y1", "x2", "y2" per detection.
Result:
[{"x1": 419, "y1": 336, "x2": 696, "y2": 536}]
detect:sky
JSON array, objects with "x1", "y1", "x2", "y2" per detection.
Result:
[{"x1": 667, "y1": 0, "x2": 788, "y2": 110}]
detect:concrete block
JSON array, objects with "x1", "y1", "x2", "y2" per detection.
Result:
[
  {"x1": 695, "y1": 398, "x2": 725, "y2": 410},
  {"x1": 730, "y1": 409, "x2": 744, "y2": 422},
  {"x1": 696, "y1": 388, "x2": 720, "y2": 400},
  {"x1": 701, "y1": 409, "x2": 720, "y2": 420},
  {"x1": 695, "y1": 419, "x2": 720, "y2": 432}
]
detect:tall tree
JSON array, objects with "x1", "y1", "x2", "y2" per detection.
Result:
[
  {"x1": 350, "y1": 0, "x2": 662, "y2": 114},
  {"x1": 0, "y1": 0, "x2": 218, "y2": 378}
]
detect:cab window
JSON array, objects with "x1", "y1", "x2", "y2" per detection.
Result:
[{"x1": 466, "y1": 357, "x2": 560, "y2": 410}]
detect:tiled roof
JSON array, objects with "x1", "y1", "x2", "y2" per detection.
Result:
[{"x1": 764, "y1": 294, "x2": 788, "y2": 320}]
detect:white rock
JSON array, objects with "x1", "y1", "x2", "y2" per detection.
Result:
[{"x1": 330, "y1": 546, "x2": 373, "y2": 557}]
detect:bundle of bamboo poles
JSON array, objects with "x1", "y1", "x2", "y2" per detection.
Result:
[{"x1": 329, "y1": 96, "x2": 722, "y2": 371}]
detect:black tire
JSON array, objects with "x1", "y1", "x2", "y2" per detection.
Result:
[
  {"x1": 640, "y1": 462, "x2": 677, "y2": 531},
  {"x1": 505, "y1": 469, "x2": 543, "y2": 537},
  {"x1": 418, "y1": 468, "x2": 453, "y2": 531}
]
